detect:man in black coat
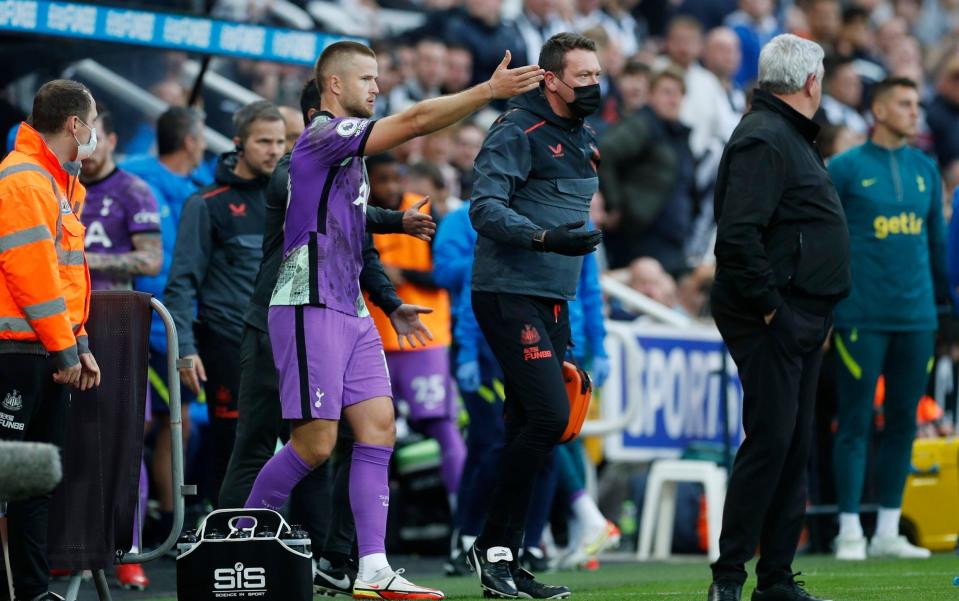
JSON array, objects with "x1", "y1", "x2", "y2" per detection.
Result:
[{"x1": 707, "y1": 34, "x2": 850, "y2": 601}]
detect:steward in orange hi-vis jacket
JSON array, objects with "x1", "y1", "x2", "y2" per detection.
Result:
[
  {"x1": 0, "y1": 79, "x2": 101, "y2": 601},
  {"x1": 1, "y1": 122, "x2": 91, "y2": 366}
]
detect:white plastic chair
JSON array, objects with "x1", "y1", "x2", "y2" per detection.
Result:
[{"x1": 636, "y1": 459, "x2": 727, "y2": 562}]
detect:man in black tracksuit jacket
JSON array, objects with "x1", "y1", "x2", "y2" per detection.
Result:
[
  {"x1": 465, "y1": 33, "x2": 604, "y2": 599},
  {"x1": 164, "y1": 102, "x2": 288, "y2": 507},
  {"x1": 708, "y1": 35, "x2": 850, "y2": 601},
  {"x1": 215, "y1": 84, "x2": 435, "y2": 594}
]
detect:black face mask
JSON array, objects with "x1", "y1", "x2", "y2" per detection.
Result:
[{"x1": 555, "y1": 77, "x2": 601, "y2": 118}]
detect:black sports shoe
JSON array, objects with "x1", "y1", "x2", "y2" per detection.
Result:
[
  {"x1": 29, "y1": 594, "x2": 66, "y2": 601},
  {"x1": 751, "y1": 573, "x2": 832, "y2": 601},
  {"x1": 519, "y1": 547, "x2": 550, "y2": 573},
  {"x1": 512, "y1": 567, "x2": 570, "y2": 599},
  {"x1": 445, "y1": 548, "x2": 472, "y2": 576},
  {"x1": 467, "y1": 545, "x2": 518, "y2": 598},
  {"x1": 708, "y1": 580, "x2": 743, "y2": 601},
  {"x1": 314, "y1": 556, "x2": 356, "y2": 597}
]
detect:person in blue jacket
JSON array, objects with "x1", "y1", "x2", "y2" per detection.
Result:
[
  {"x1": 434, "y1": 202, "x2": 506, "y2": 575},
  {"x1": 120, "y1": 106, "x2": 211, "y2": 536}
]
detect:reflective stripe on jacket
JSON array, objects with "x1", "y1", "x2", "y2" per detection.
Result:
[{"x1": 0, "y1": 123, "x2": 90, "y2": 369}]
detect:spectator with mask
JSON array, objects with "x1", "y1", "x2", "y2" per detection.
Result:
[
  {"x1": 818, "y1": 56, "x2": 868, "y2": 136},
  {"x1": 122, "y1": 106, "x2": 211, "y2": 537},
  {"x1": 599, "y1": 68, "x2": 695, "y2": 273}
]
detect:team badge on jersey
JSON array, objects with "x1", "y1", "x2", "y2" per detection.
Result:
[{"x1": 336, "y1": 119, "x2": 361, "y2": 137}]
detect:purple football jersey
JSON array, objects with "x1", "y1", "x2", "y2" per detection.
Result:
[
  {"x1": 81, "y1": 168, "x2": 161, "y2": 290},
  {"x1": 271, "y1": 113, "x2": 375, "y2": 316}
]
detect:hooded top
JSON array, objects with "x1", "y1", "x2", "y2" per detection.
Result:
[{"x1": 163, "y1": 153, "x2": 269, "y2": 355}]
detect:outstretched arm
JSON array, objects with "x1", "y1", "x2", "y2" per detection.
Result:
[{"x1": 364, "y1": 51, "x2": 544, "y2": 156}]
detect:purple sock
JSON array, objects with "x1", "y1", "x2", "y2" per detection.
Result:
[
  {"x1": 244, "y1": 443, "x2": 312, "y2": 512},
  {"x1": 132, "y1": 456, "x2": 148, "y2": 551},
  {"x1": 420, "y1": 419, "x2": 466, "y2": 495},
  {"x1": 350, "y1": 443, "x2": 393, "y2": 557}
]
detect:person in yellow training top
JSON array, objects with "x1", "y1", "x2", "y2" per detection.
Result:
[
  {"x1": 366, "y1": 155, "x2": 466, "y2": 509},
  {"x1": 0, "y1": 79, "x2": 102, "y2": 601}
]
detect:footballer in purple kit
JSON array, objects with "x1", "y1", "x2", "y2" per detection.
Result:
[
  {"x1": 242, "y1": 41, "x2": 544, "y2": 600},
  {"x1": 80, "y1": 110, "x2": 162, "y2": 291}
]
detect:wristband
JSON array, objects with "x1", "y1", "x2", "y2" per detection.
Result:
[{"x1": 532, "y1": 229, "x2": 547, "y2": 251}]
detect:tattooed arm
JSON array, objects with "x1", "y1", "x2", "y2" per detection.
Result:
[{"x1": 86, "y1": 233, "x2": 163, "y2": 276}]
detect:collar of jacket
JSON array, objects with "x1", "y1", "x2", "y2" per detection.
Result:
[
  {"x1": 751, "y1": 89, "x2": 820, "y2": 143},
  {"x1": 13, "y1": 122, "x2": 73, "y2": 191},
  {"x1": 509, "y1": 88, "x2": 584, "y2": 132},
  {"x1": 214, "y1": 151, "x2": 270, "y2": 189}
]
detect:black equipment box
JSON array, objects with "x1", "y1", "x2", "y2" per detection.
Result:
[{"x1": 176, "y1": 508, "x2": 313, "y2": 601}]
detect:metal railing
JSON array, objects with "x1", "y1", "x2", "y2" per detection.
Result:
[
  {"x1": 67, "y1": 60, "x2": 234, "y2": 154},
  {"x1": 64, "y1": 298, "x2": 193, "y2": 601}
]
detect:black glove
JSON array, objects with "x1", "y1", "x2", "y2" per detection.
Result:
[{"x1": 533, "y1": 221, "x2": 602, "y2": 256}]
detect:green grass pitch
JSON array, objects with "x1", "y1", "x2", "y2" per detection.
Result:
[{"x1": 155, "y1": 553, "x2": 959, "y2": 600}]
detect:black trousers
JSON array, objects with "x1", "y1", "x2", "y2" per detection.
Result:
[
  {"x1": 217, "y1": 326, "x2": 354, "y2": 555},
  {"x1": 710, "y1": 288, "x2": 831, "y2": 590},
  {"x1": 198, "y1": 327, "x2": 240, "y2": 508},
  {"x1": 0, "y1": 354, "x2": 68, "y2": 600},
  {"x1": 472, "y1": 291, "x2": 570, "y2": 552}
]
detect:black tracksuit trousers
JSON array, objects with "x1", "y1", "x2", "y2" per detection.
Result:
[
  {"x1": 0, "y1": 354, "x2": 68, "y2": 600},
  {"x1": 471, "y1": 291, "x2": 570, "y2": 553}
]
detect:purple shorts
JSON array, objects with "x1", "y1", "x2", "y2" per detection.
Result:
[
  {"x1": 387, "y1": 346, "x2": 456, "y2": 422},
  {"x1": 269, "y1": 305, "x2": 392, "y2": 420}
]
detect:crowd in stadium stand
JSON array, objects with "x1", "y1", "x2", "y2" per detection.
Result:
[{"x1": 5, "y1": 0, "x2": 959, "y2": 594}]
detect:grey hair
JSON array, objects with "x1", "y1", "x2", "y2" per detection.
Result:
[{"x1": 758, "y1": 34, "x2": 825, "y2": 95}]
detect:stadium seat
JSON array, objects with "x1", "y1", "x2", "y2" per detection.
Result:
[{"x1": 636, "y1": 459, "x2": 726, "y2": 562}]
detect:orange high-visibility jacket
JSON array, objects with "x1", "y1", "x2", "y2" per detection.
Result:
[
  {"x1": 0, "y1": 123, "x2": 90, "y2": 369},
  {"x1": 366, "y1": 193, "x2": 451, "y2": 352}
]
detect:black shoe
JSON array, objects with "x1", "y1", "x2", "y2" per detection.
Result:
[
  {"x1": 519, "y1": 547, "x2": 551, "y2": 573},
  {"x1": 313, "y1": 556, "x2": 356, "y2": 597},
  {"x1": 445, "y1": 547, "x2": 472, "y2": 576},
  {"x1": 467, "y1": 545, "x2": 518, "y2": 598},
  {"x1": 512, "y1": 567, "x2": 570, "y2": 599},
  {"x1": 751, "y1": 574, "x2": 831, "y2": 601},
  {"x1": 29, "y1": 594, "x2": 66, "y2": 601},
  {"x1": 708, "y1": 580, "x2": 743, "y2": 601}
]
